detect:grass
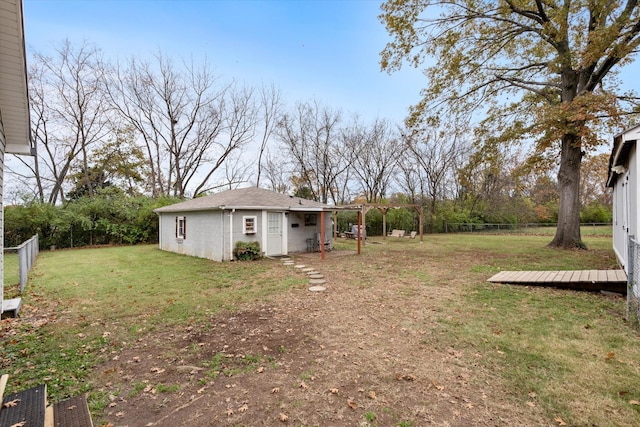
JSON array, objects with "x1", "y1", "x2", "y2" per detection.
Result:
[
  {"x1": 1, "y1": 235, "x2": 639, "y2": 425},
  {"x1": 1, "y1": 245, "x2": 305, "y2": 400}
]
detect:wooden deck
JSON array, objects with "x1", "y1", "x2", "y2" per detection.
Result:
[{"x1": 487, "y1": 270, "x2": 627, "y2": 294}]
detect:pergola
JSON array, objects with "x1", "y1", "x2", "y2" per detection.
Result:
[{"x1": 332, "y1": 203, "x2": 425, "y2": 246}]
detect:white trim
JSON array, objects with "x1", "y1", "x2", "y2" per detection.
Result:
[
  {"x1": 261, "y1": 210, "x2": 268, "y2": 254},
  {"x1": 177, "y1": 216, "x2": 186, "y2": 239},
  {"x1": 243, "y1": 215, "x2": 257, "y2": 234}
]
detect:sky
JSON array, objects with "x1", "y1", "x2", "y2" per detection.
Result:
[{"x1": 22, "y1": 0, "x2": 426, "y2": 125}]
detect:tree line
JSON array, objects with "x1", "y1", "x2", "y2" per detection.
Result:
[{"x1": 4, "y1": 38, "x2": 616, "y2": 248}]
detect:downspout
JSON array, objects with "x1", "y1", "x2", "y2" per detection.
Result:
[
  {"x1": 220, "y1": 210, "x2": 225, "y2": 261},
  {"x1": 229, "y1": 208, "x2": 235, "y2": 261}
]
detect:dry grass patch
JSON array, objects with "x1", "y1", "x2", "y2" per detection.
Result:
[{"x1": 2, "y1": 235, "x2": 639, "y2": 426}]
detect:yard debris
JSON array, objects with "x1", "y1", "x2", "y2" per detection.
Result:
[
  {"x1": 279, "y1": 413, "x2": 289, "y2": 422},
  {"x1": 3, "y1": 399, "x2": 20, "y2": 408},
  {"x1": 555, "y1": 417, "x2": 568, "y2": 426},
  {"x1": 347, "y1": 399, "x2": 357, "y2": 409}
]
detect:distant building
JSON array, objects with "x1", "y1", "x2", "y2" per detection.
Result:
[{"x1": 154, "y1": 187, "x2": 336, "y2": 261}]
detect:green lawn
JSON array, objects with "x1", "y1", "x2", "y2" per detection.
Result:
[{"x1": 1, "y1": 235, "x2": 638, "y2": 426}]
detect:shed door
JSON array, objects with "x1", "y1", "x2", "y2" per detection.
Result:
[{"x1": 266, "y1": 212, "x2": 283, "y2": 256}]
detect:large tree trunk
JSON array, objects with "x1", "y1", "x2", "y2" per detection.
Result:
[{"x1": 549, "y1": 133, "x2": 584, "y2": 249}]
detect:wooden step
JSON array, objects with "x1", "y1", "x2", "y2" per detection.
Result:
[
  {"x1": 52, "y1": 394, "x2": 93, "y2": 427},
  {"x1": 0, "y1": 384, "x2": 46, "y2": 427},
  {"x1": 0, "y1": 298, "x2": 22, "y2": 318}
]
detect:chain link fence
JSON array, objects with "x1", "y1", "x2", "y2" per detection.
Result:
[{"x1": 628, "y1": 235, "x2": 640, "y2": 327}]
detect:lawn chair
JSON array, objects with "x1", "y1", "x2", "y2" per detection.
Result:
[{"x1": 316, "y1": 232, "x2": 331, "y2": 251}]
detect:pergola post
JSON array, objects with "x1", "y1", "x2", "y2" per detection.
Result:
[{"x1": 357, "y1": 210, "x2": 362, "y2": 254}]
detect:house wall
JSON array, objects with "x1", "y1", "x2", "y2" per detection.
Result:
[
  {"x1": 612, "y1": 139, "x2": 639, "y2": 274},
  {"x1": 158, "y1": 211, "x2": 225, "y2": 261},
  {"x1": 158, "y1": 209, "x2": 335, "y2": 261},
  {"x1": 286, "y1": 211, "x2": 333, "y2": 253},
  {"x1": 0, "y1": 114, "x2": 5, "y2": 313}
]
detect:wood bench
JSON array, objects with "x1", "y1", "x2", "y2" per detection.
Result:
[{"x1": 0, "y1": 374, "x2": 93, "y2": 427}]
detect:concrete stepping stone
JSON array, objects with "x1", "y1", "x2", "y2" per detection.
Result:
[
  {"x1": 294, "y1": 264, "x2": 306, "y2": 269},
  {"x1": 283, "y1": 261, "x2": 295, "y2": 266},
  {"x1": 301, "y1": 267, "x2": 315, "y2": 272},
  {"x1": 309, "y1": 278, "x2": 327, "y2": 285},
  {"x1": 308, "y1": 274, "x2": 324, "y2": 279},
  {"x1": 309, "y1": 285, "x2": 327, "y2": 292},
  {"x1": 305, "y1": 271, "x2": 320, "y2": 276}
]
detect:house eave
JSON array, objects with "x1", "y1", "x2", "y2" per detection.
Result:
[
  {"x1": 607, "y1": 127, "x2": 640, "y2": 187},
  {"x1": 0, "y1": 0, "x2": 34, "y2": 156}
]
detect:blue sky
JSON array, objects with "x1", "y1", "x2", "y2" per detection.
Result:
[
  {"x1": 22, "y1": 0, "x2": 425, "y2": 125},
  {"x1": 21, "y1": 0, "x2": 640, "y2": 127}
]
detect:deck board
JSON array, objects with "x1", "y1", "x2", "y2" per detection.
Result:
[{"x1": 487, "y1": 269, "x2": 627, "y2": 293}]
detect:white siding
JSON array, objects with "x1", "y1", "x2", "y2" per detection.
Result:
[
  {"x1": 158, "y1": 208, "x2": 334, "y2": 261},
  {"x1": 158, "y1": 211, "x2": 225, "y2": 261},
  {"x1": 286, "y1": 211, "x2": 332, "y2": 253},
  {"x1": 0, "y1": 115, "x2": 5, "y2": 313}
]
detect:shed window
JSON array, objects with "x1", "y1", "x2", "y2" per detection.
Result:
[
  {"x1": 176, "y1": 216, "x2": 186, "y2": 239},
  {"x1": 243, "y1": 216, "x2": 257, "y2": 234},
  {"x1": 304, "y1": 214, "x2": 317, "y2": 226}
]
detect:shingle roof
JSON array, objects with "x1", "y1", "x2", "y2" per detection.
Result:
[{"x1": 154, "y1": 187, "x2": 333, "y2": 213}]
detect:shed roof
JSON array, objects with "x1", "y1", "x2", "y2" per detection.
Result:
[
  {"x1": 0, "y1": 0, "x2": 33, "y2": 155},
  {"x1": 154, "y1": 187, "x2": 337, "y2": 213}
]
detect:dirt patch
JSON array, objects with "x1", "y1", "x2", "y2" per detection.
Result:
[{"x1": 90, "y1": 248, "x2": 547, "y2": 427}]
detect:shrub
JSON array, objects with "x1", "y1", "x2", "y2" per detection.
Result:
[{"x1": 233, "y1": 241, "x2": 262, "y2": 261}]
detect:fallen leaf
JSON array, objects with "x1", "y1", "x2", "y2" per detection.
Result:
[
  {"x1": 279, "y1": 413, "x2": 289, "y2": 422},
  {"x1": 197, "y1": 387, "x2": 205, "y2": 394},
  {"x1": 431, "y1": 381, "x2": 444, "y2": 391},
  {"x1": 299, "y1": 381, "x2": 308, "y2": 390},
  {"x1": 226, "y1": 408, "x2": 233, "y2": 416},
  {"x1": 238, "y1": 403, "x2": 248, "y2": 413},
  {"x1": 347, "y1": 399, "x2": 357, "y2": 409},
  {"x1": 555, "y1": 417, "x2": 567, "y2": 426},
  {"x1": 3, "y1": 399, "x2": 20, "y2": 408},
  {"x1": 9, "y1": 422, "x2": 26, "y2": 427},
  {"x1": 528, "y1": 391, "x2": 537, "y2": 399},
  {"x1": 630, "y1": 400, "x2": 640, "y2": 405},
  {"x1": 368, "y1": 391, "x2": 377, "y2": 399},
  {"x1": 115, "y1": 411, "x2": 125, "y2": 417},
  {"x1": 66, "y1": 405, "x2": 77, "y2": 410},
  {"x1": 271, "y1": 387, "x2": 280, "y2": 394},
  {"x1": 257, "y1": 366, "x2": 264, "y2": 373},
  {"x1": 606, "y1": 352, "x2": 615, "y2": 360},
  {"x1": 108, "y1": 402, "x2": 117, "y2": 408},
  {"x1": 526, "y1": 401, "x2": 536, "y2": 407},
  {"x1": 150, "y1": 367, "x2": 165, "y2": 374}
]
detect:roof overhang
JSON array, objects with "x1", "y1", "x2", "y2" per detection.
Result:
[
  {"x1": 154, "y1": 205, "x2": 349, "y2": 214},
  {"x1": 0, "y1": 0, "x2": 34, "y2": 155},
  {"x1": 607, "y1": 124, "x2": 640, "y2": 187}
]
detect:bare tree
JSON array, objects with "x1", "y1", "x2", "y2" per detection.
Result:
[
  {"x1": 106, "y1": 53, "x2": 257, "y2": 198},
  {"x1": 255, "y1": 83, "x2": 283, "y2": 187},
  {"x1": 276, "y1": 100, "x2": 347, "y2": 204},
  {"x1": 342, "y1": 117, "x2": 400, "y2": 202},
  {"x1": 403, "y1": 126, "x2": 467, "y2": 230},
  {"x1": 15, "y1": 40, "x2": 108, "y2": 204},
  {"x1": 261, "y1": 148, "x2": 292, "y2": 194}
]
